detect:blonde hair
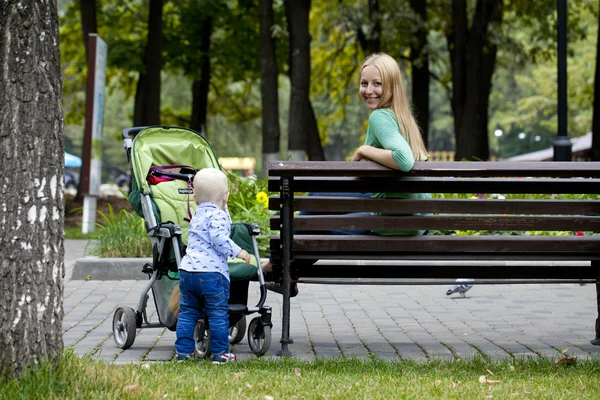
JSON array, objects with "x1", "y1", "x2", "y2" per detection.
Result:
[
  {"x1": 361, "y1": 53, "x2": 428, "y2": 161},
  {"x1": 193, "y1": 168, "x2": 228, "y2": 206}
]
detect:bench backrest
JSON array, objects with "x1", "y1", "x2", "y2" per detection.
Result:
[{"x1": 268, "y1": 161, "x2": 600, "y2": 233}]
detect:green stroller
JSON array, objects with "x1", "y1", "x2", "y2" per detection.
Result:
[{"x1": 111, "y1": 126, "x2": 272, "y2": 357}]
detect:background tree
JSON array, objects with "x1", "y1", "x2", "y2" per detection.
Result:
[
  {"x1": 133, "y1": 0, "x2": 163, "y2": 126},
  {"x1": 285, "y1": 0, "x2": 324, "y2": 161},
  {"x1": 0, "y1": 0, "x2": 64, "y2": 376},
  {"x1": 592, "y1": 3, "x2": 600, "y2": 161},
  {"x1": 260, "y1": 0, "x2": 282, "y2": 175},
  {"x1": 409, "y1": 0, "x2": 430, "y2": 148},
  {"x1": 79, "y1": 0, "x2": 98, "y2": 59},
  {"x1": 447, "y1": 0, "x2": 503, "y2": 161}
]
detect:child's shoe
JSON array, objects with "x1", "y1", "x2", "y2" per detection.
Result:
[
  {"x1": 212, "y1": 352, "x2": 236, "y2": 364},
  {"x1": 176, "y1": 353, "x2": 194, "y2": 362}
]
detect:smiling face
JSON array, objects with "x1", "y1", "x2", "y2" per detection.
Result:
[{"x1": 359, "y1": 65, "x2": 383, "y2": 110}]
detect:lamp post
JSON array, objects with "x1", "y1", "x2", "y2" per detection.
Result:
[{"x1": 553, "y1": 0, "x2": 572, "y2": 161}]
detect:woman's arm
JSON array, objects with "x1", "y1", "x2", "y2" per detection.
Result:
[
  {"x1": 352, "y1": 110, "x2": 415, "y2": 172},
  {"x1": 351, "y1": 145, "x2": 399, "y2": 169}
]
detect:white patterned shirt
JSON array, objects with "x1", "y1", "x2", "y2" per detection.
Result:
[{"x1": 179, "y1": 202, "x2": 241, "y2": 281}]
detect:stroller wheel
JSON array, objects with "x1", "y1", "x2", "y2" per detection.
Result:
[
  {"x1": 248, "y1": 317, "x2": 271, "y2": 357},
  {"x1": 193, "y1": 320, "x2": 211, "y2": 359},
  {"x1": 112, "y1": 306, "x2": 137, "y2": 349},
  {"x1": 229, "y1": 315, "x2": 247, "y2": 344}
]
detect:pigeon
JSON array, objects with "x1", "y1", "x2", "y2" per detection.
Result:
[{"x1": 446, "y1": 278, "x2": 474, "y2": 298}]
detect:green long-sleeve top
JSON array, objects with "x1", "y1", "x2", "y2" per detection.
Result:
[{"x1": 365, "y1": 108, "x2": 430, "y2": 235}]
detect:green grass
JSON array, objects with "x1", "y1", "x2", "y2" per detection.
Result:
[
  {"x1": 63, "y1": 226, "x2": 96, "y2": 240},
  {"x1": 89, "y1": 204, "x2": 150, "y2": 258},
  {"x1": 2, "y1": 350, "x2": 600, "y2": 399}
]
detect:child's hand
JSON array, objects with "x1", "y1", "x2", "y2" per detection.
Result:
[{"x1": 237, "y1": 249, "x2": 251, "y2": 264}]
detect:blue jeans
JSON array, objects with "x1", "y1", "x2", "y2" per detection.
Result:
[{"x1": 175, "y1": 271, "x2": 230, "y2": 358}]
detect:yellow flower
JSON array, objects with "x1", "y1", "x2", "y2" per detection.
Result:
[{"x1": 256, "y1": 191, "x2": 268, "y2": 205}]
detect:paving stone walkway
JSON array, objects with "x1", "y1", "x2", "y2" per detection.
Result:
[{"x1": 62, "y1": 257, "x2": 600, "y2": 363}]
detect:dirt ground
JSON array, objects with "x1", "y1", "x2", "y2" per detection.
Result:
[{"x1": 64, "y1": 194, "x2": 134, "y2": 229}]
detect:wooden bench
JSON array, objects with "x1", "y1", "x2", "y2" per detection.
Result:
[{"x1": 268, "y1": 160, "x2": 600, "y2": 356}]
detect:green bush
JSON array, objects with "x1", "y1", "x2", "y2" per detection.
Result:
[
  {"x1": 90, "y1": 204, "x2": 150, "y2": 258},
  {"x1": 226, "y1": 173, "x2": 273, "y2": 255},
  {"x1": 429, "y1": 192, "x2": 598, "y2": 236}
]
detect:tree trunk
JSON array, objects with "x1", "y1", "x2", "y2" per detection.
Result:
[
  {"x1": 191, "y1": 18, "x2": 212, "y2": 137},
  {"x1": 133, "y1": 0, "x2": 163, "y2": 126},
  {"x1": 260, "y1": 0, "x2": 281, "y2": 176},
  {"x1": 79, "y1": 0, "x2": 98, "y2": 59},
  {"x1": 591, "y1": 6, "x2": 600, "y2": 161},
  {"x1": 409, "y1": 0, "x2": 429, "y2": 148},
  {"x1": 357, "y1": 0, "x2": 381, "y2": 55},
  {"x1": 448, "y1": 0, "x2": 502, "y2": 161},
  {"x1": 0, "y1": 0, "x2": 64, "y2": 377},
  {"x1": 285, "y1": 0, "x2": 324, "y2": 161}
]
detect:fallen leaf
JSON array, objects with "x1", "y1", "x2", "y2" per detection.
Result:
[
  {"x1": 246, "y1": 383, "x2": 253, "y2": 389},
  {"x1": 231, "y1": 372, "x2": 246, "y2": 382},
  {"x1": 556, "y1": 355, "x2": 577, "y2": 365},
  {"x1": 294, "y1": 367, "x2": 302, "y2": 377},
  {"x1": 561, "y1": 347, "x2": 570, "y2": 354},
  {"x1": 265, "y1": 396, "x2": 274, "y2": 400},
  {"x1": 434, "y1": 380, "x2": 442, "y2": 387},
  {"x1": 479, "y1": 376, "x2": 501, "y2": 385},
  {"x1": 123, "y1": 384, "x2": 139, "y2": 392}
]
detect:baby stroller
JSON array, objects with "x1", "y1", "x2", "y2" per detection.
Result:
[{"x1": 111, "y1": 126, "x2": 272, "y2": 357}]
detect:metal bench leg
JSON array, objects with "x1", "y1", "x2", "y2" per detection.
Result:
[
  {"x1": 592, "y1": 261, "x2": 600, "y2": 346},
  {"x1": 278, "y1": 177, "x2": 293, "y2": 356}
]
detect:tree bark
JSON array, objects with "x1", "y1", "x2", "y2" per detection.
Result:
[
  {"x1": 259, "y1": 0, "x2": 281, "y2": 176},
  {"x1": 285, "y1": 0, "x2": 324, "y2": 161},
  {"x1": 357, "y1": 0, "x2": 381, "y2": 55},
  {"x1": 79, "y1": 0, "x2": 98, "y2": 59},
  {"x1": 134, "y1": 0, "x2": 163, "y2": 126},
  {"x1": 409, "y1": 0, "x2": 429, "y2": 148},
  {"x1": 191, "y1": 18, "x2": 212, "y2": 137},
  {"x1": 592, "y1": 6, "x2": 600, "y2": 161},
  {"x1": 448, "y1": 0, "x2": 502, "y2": 161},
  {"x1": 0, "y1": 0, "x2": 64, "y2": 377}
]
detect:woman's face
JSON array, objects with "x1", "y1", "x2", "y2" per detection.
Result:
[{"x1": 359, "y1": 65, "x2": 382, "y2": 110}]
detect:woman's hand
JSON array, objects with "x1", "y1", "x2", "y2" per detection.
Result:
[{"x1": 351, "y1": 145, "x2": 372, "y2": 162}]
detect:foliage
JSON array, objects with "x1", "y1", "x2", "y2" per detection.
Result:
[
  {"x1": 90, "y1": 204, "x2": 150, "y2": 258},
  {"x1": 429, "y1": 192, "x2": 598, "y2": 236},
  {"x1": 2, "y1": 348, "x2": 600, "y2": 399},
  {"x1": 226, "y1": 173, "x2": 272, "y2": 255}
]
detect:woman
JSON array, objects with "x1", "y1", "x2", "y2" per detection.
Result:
[
  {"x1": 351, "y1": 52, "x2": 430, "y2": 236},
  {"x1": 263, "y1": 52, "x2": 431, "y2": 293}
]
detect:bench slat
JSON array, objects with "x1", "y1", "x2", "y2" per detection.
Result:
[
  {"x1": 268, "y1": 161, "x2": 600, "y2": 178},
  {"x1": 268, "y1": 196, "x2": 600, "y2": 215},
  {"x1": 292, "y1": 263, "x2": 599, "y2": 279},
  {"x1": 270, "y1": 235, "x2": 600, "y2": 257},
  {"x1": 269, "y1": 215, "x2": 600, "y2": 232},
  {"x1": 267, "y1": 176, "x2": 600, "y2": 195}
]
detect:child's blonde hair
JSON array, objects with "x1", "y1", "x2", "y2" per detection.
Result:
[
  {"x1": 361, "y1": 53, "x2": 428, "y2": 161},
  {"x1": 193, "y1": 168, "x2": 228, "y2": 206}
]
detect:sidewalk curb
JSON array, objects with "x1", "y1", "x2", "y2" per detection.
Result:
[{"x1": 72, "y1": 257, "x2": 151, "y2": 280}]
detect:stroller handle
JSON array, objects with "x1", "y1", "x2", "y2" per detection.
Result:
[{"x1": 122, "y1": 126, "x2": 149, "y2": 163}]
